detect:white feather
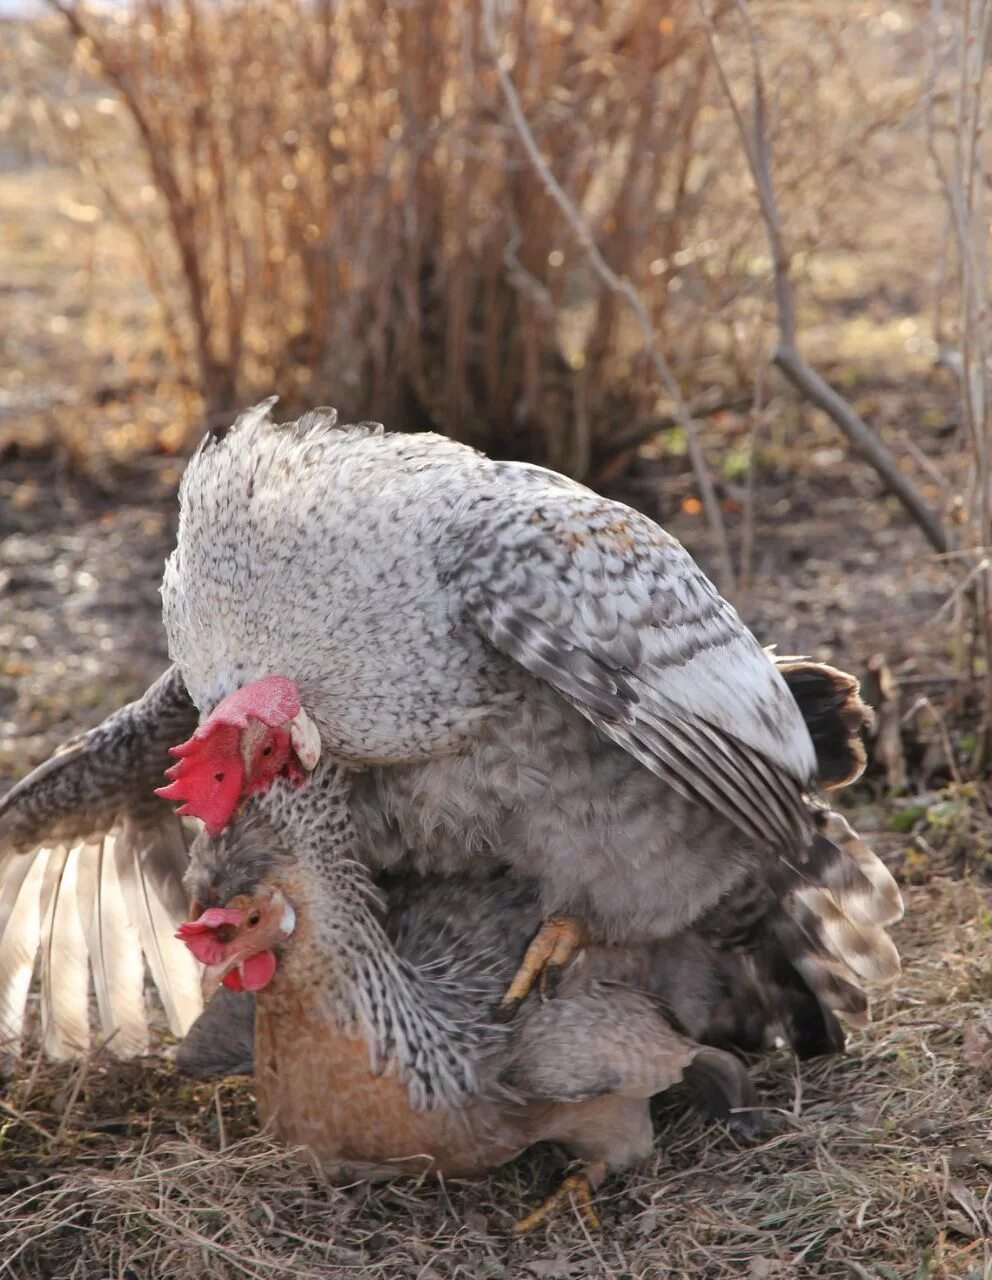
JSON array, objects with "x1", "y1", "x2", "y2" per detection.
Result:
[
  {"x1": 40, "y1": 844, "x2": 91, "y2": 1059},
  {"x1": 0, "y1": 849, "x2": 50, "y2": 1055},
  {"x1": 74, "y1": 836, "x2": 149, "y2": 1055},
  {"x1": 114, "y1": 816, "x2": 202, "y2": 1037}
]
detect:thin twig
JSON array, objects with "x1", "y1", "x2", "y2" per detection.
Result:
[
  {"x1": 481, "y1": 0, "x2": 735, "y2": 594},
  {"x1": 699, "y1": 0, "x2": 950, "y2": 557},
  {"x1": 738, "y1": 345, "x2": 766, "y2": 614}
]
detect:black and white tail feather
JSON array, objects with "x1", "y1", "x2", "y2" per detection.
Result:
[
  {"x1": 762, "y1": 661, "x2": 903, "y2": 1054},
  {"x1": 0, "y1": 668, "x2": 202, "y2": 1060}
]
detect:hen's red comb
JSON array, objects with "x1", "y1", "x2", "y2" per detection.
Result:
[{"x1": 176, "y1": 906, "x2": 243, "y2": 966}]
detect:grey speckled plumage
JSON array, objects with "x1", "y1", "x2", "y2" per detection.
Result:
[
  {"x1": 162, "y1": 403, "x2": 819, "y2": 944},
  {"x1": 162, "y1": 406, "x2": 899, "y2": 1081},
  {"x1": 0, "y1": 401, "x2": 902, "y2": 1097}
]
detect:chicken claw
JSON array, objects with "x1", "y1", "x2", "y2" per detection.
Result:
[
  {"x1": 496, "y1": 916, "x2": 588, "y2": 1022},
  {"x1": 513, "y1": 1162, "x2": 606, "y2": 1234}
]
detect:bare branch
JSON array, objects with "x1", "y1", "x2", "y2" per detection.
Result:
[
  {"x1": 699, "y1": 0, "x2": 950, "y2": 557},
  {"x1": 481, "y1": 0, "x2": 735, "y2": 594},
  {"x1": 772, "y1": 349, "x2": 950, "y2": 556}
]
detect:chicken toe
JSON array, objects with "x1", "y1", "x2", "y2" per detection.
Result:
[
  {"x1": 496, "y1": 916, "x2": 589, "y2": 1022},
  {"x1": 513, "y1": 1161, "x2": 606, "y2": 1234}
]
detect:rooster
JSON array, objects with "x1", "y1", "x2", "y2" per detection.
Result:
[{"x1": 0, "y1": 401, "x2": 901, "y2": 1106}]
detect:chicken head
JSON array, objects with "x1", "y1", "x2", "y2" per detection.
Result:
[
  {"x1": 156, "y1": 676, "x2": 321, "y2": 834},
  {"x1": 177, "y1": 891, "x2": 296, "y2": 998}
]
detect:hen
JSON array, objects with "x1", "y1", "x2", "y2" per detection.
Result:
[{"x1": 176, "y1": 800, "x2": 763, "y2": 1229}]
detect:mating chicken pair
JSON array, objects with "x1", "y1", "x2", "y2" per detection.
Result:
[
  {"x1": 0, "y1": 402, "x2": 903, "y2": 1226},
  {"x1": 167, "y1": 656, "x2": 893, "y2": 1229}
]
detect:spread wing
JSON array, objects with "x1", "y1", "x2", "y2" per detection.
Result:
[
  {"x1": 449, "y1": 483, "x2": 818, "y2": 852},
  {"x1": 0, "y1": 666, "x2": 203, "y2": 1060}
]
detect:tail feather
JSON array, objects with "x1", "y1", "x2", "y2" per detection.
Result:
[
  {"x1": 791, "y1": 958, "x2": 868, "y2": 1027},
  {"x1": 773, "y1": 655, "x2": 873, "y2": 789},
  {"x1": 774, "y1": 919, "x2": 868, "y2": 1020},
  {"x1": 790, "y1": 885, "x2": 900, "y2": 983},
  {"x1": 813, "y1": 810, "x2": 904, "y2": 927},
  {"x1": 764, "y1": 805, "x2": 902, "y2": 1052}
]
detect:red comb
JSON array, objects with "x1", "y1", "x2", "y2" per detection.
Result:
[
  {"x1": 155, "y1": 677, "x2": 302, "y2": 834},
  {"x1": 155, "y1": 723, "x2": 244, "y2": 835},
  {"x1": 177, "y1": 906, "x2": 244, "y2": 933},
  {"x1": 176, "y1": 906, "x2": 244, "y2": 965},
  {"x1": 191, "y1": 677, "x2": 301, "y2": 738}
]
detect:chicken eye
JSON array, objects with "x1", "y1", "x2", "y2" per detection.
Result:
[
  {"x1": 261, "y1": 743, "x2": 273, "y2": 758},
  {"x1": 247, "y1": 911, "x2": 260, "y2": 927}
]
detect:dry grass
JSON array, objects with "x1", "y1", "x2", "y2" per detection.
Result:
[{"x1": 2, "y1": 873, "x2": 991, "y2": 1280}]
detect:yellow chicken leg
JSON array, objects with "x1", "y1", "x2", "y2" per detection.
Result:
[
  {"x1": 514, "y1": 1162, "x2": 607, "y2": 1234},
  {"x1": 496, "y1": 916, "x2": 588, "y2": 1022}
]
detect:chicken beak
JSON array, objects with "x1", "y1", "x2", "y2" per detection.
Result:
[
  {"x1": 201, "y1": 959, "x2": 234, "y2": 1002},
  {"x1": 288, "y1": 706, "x2": 321, "y2": 771}
]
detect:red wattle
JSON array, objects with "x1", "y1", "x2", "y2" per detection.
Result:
[{"x1": 223, "y1": 949, "x2": 277, "y2": 992}]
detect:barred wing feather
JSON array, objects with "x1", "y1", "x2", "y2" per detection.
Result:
[
  {"x1": 452, "y1": 486, "x2": 818, "y2": 853},
  {"x1": 0, "y1": 667, "x2": 202, "y2": 1060}
]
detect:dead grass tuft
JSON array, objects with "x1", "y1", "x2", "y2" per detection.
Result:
[{"x1": 2, "y1": 874, "x2": 991, "y2": 1279}]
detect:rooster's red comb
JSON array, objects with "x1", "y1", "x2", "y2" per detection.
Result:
[{"x1": 154, "y1": 677, "x2": 302, "y2": 834}]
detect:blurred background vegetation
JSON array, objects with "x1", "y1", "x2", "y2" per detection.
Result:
[{"x1": 0, "y1": 0, "x2": 989, "y2": 791}]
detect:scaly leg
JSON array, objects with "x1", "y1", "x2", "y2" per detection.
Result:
[
  {"x1": 496, "y1": 916, "x2": 588, "y2": 1023},
  {"x1": 513, "y1": 1161, "x2": 607, "y2": 1235}
]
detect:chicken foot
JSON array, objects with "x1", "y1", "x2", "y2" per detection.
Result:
[
  {"x1": 496, "y1": 916, "x2": 589, "y2": 1022},
  {"x1": 513, "y1": 1161, "x2": 607, "y2": 1234}
]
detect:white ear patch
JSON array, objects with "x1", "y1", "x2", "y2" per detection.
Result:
[
  {"x1": 279, "y1": 904, "x2": 297, "y2": 938},
  {"x1": 288, "y1": 707, "x2": 321, "y2": 770}
]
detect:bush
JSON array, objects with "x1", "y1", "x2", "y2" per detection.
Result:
[{"x1": 34, "y1": 0, "x2": 742, "y2": 475}]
